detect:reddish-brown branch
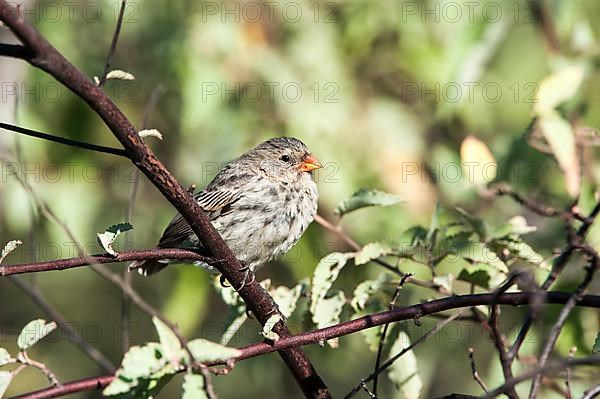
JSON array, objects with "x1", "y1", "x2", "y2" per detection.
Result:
[
  {"x1": 11, "y1": 291, "x2": 600, "y2": 399},
  {"x1": 0, "y1": 2, "x2": 329, "y2": 397},
  {"x1": 0, "y1": 248, "x2": 210, "y2": 276}
]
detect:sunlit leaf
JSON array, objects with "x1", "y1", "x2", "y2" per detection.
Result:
[
  {"x1": 187, "y1": 339, "x2": 241, "y2": 363},
  {"x1": 433, "y1": 274, "x2": 454, "y2": 293},
  {"x1": 17, "y1": 319, "x2": 57, "y2": 350},
  {"x1": 460, "y1": 135, "x2": 497, "y2": 185},
  {"x1": 271, "y1": 283, "x2": 304, "y2": 318},
  {"x1": 387, "y1": 331, "x2": 423, "y2": 399},
  {"x1": 491, "y1": 216, "x2": 537, "y2": 239},
  {"x1": 119, "y1": 343, "x2": 165, "y2": 380},
  {"x1": 354, "y1": 242, "x2": 395, "y2": 266},
  {"x1": 182, "y1": 373, "x2": 208, "y2": 399},
  {"x1": 261, "y1": 314, "x2": 282, "y2": 342},
  {"x1": 534, "y1": 65, "x2": 584, "y2": 116},
  {"x1": 139, "y1": 129, "x2": 163, "y2": 140},
  {"x1": 103, "y1": 377, "x2": 132, "y2": 396},
  {"x1": 538, "y1": 112, "x2": 580, "y2": 197},
  {"x1": 312, "y1": 291, "x2": 346, "y2": 348},
  {"x1": 310, "y1": 253, "x2": 353, "y2": 317},
  {"x1": 351, "y1": 274, "x2": 389, "y2": 312},
  {"x1": 0, "y1": 371, "x2": 13, "y2": 398},
  {"x1": 0, "y1": 348, "x2": 11, "y2": 366},
  {"x1": 152, "y1": 317, "x2": 182, "y2": 362},
  {"x1": 106, "y1": 69, "x2": 136, "y2": 81},
  {"x1": 96, "y1": 223, "x2": 133, "y2": 256},
  {"x1": 0, "y1": 240, "x2": 22, "y2": 264},
  {"x1": 335, "y1": 189, "x2": 404, "y2": 217}
]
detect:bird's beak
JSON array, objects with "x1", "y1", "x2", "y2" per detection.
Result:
[{"x1": 298, "y1": 154, "x2": 323, "y2": 172}]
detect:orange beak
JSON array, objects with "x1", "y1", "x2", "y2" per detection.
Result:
[{"x1": 298, "y1": 154, "x2": 323, "y2": 172}]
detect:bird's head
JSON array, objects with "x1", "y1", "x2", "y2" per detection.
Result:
[{"x1": 246, "y1": 137, "x2": 322, "y2": 183}]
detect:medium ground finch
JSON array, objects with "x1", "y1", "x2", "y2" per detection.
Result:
[{"x1": 130, "y1": 137, "x2": 322, "y2": 276}]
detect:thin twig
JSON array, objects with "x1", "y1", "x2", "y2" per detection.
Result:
[
  {"x1": 565, "y1": 346, "x2": 576, "y2": 399},
  {"x1": 0, "y1": 122, "x2": 128, "y2": 157},
  {"x1": 468, "y1": 347, "x2": 488, "y2": 392},
  {"x1": 97, "y1": 0, "x2": 127, "y2": 87},
  {"x1": 372, "y1": 273, "x2": 412, "y2": 396},
  {"x1": 528, "y1": 252, "x2": 599, "y2": 398},
  {"x1": 582, "y1": 384, "x2": 600, "y2": 399},
  {"x1": 344, "y1": 310, "x2": 465, "y2": 399}
]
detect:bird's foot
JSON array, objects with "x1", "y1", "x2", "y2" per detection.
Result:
[
  {"x1": 233, "y1": 265, "x2": 255, "y2": 291},
  {"x1": 219, "y1": 274, "x2": 231, "y2": 288}
]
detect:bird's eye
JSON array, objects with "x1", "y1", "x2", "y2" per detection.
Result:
[{"x1": 280, "y1": 154, "x2": 291, "y2": 163}]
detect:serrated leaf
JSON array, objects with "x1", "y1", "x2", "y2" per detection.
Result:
[
  {"x1": 312, "y1": 291, "x2": 346, "y2": 348},
  {"x1": 0, "y1": 348, "x2": 11, "y2": 366},
  {"x1": 182, "y1": 373, "x2": 208, "y2": 399},
  {"x1": 0, "y1": 371, "x2": 12, "y2": 398},
  {"x1": 103, "y1": 377, "x2": 133, "y2": 396},
  {"x1": 491, "y1": 216, "x2": 537, "y2": 239},
  {"x1": 433, "y1": 274, "x2": 454, "y2": 293},
  {"x1": 457, "y1": 267, "x2": 491, "y2": 289},
  {"x1": 187, "y1": 339, "x2": 241, "y2": 363},
  {"x1": 17, "y1": 319, "x2": 57, "y2": 350},
  {"x1": 593, "y1": 332, "x2": 600, "y2": 353},
  {"x1": 261, "y1": 314, "x2": 282, "y2": 341},
  {"x1": 354, "y1": 242, "x2": 395, "y2": 266},
  {"x1": 460, "y1": 135, "x2": 497, "y2": 185},
  {"x1": 538, "y1": 112, "x2": 580, "y2": 197},
  {"x1": 271, "y1": 283, "x2": 303, "y2": 318},
  {"x1": 460, "y1": 242, "x2": 508, "y2": 273},
  {"x1": 106, "y1": 69, "x2": 136, "y2": 81},
  {"x1": 335, "y1": 189, "x2": 404, "y2": 217},
  {"x1": 351, "y1": 274, "x2": 389, "y2": 312},
  {"x1": 534, "y1": 65, "x2": 584, "y2": 116},
  {"x1": 0, "y1": 240, "x2": 22, "y2": 264},
  {"x1": 310, "y1": 253, "x2": 352, "y2": 317},
  {"x1": 138, "y1": 129, "x2": 163, "y2": 140},
  {"x1": 119, "y1": 343, "x2": 165, "y2": 380},
  {"x1": 454, "y1": 208, "x2": 488, "y2": 241},
  {"x1": 387, "y1": 331, "x2": 423, "y2": 399},
  {"x1": 96, "y1": 223, "x2": 133, "y2": 256},
  {"x1": 152, "y1": 317, "x2": 182, "y2": 362}
]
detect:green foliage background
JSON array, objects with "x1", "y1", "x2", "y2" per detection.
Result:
[{"x1": 1, "y1": 0, "x2": 600, "y2": 397}]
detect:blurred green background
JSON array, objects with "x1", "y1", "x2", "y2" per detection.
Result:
[{"x1": 1, "y1": 0, "x2": 600, "y2": 397}]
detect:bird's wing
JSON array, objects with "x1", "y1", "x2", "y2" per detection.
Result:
[{"x1": 157, "y1": 188, "x2": 241, "y2": 248}]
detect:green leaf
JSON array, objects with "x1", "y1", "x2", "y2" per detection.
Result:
[
  {"x1": 187, "y1": 339, "x2": 242, "y2": 363},
  {"x1": 103, "y1": 377, "x2": 133, "y2": 396},
  {"x1": 457, "y1": 267, "x2": 491, "y2": 289},
  {"x1": 0, "y1": 348, "x2": 11, "y2": 366},
  {"x1": 17, "y1": 319, "x2": 57, "y2": 350},
  {"x1": 310, "y1": 252, "x2": 352, "y2": 317},
  {"x1": 335, "y1": 189, "x2": 403, "y2": 217},
  {"x1": 427, "y1": 203, "x2": 441, "y2": 242},
  {"x1": 459, "y1": 242, "x2": 508, "y2": 274},
  {"x1": 491, "y1": 216, "x2": 537, "y2": 239},
  {"x1": 433, "y1": 274, "x2": 454, "y2": 293},
  {"x1": 387, "y1": 331, "x2": 423, "y2": 399},
  {"x1": 261, "y1": 314, "x2": 282, "y2": 342},
  {"x1": 271, "y1": 283, "x2": 304, "y2": 318},
  {"x1": 354, "y1": 242, "x2": 395, "y2": 266},
  {"x1": 538, "y1": 112, "x2": 580, "y2": 197},
  {"x1": 0, "y1": 240, "x2": 22, "y2": 264},
  {"x1": 351, "y1": 274, "x2": 389, "y2": 312},
  {"x1": 119, "y1": 343, "x2": 165, "y2": 381},
  {"x1": 182, "y1": 373, "x2": 208, "y2": 399},
  {"x1": 454, "y1": 208, "x2": 488, "y2": 241},
  {"x1": 96, "y1": 223, "x2": 134, "y2": 256},
  {"x1": 0, "y1": 371, "x2": 12, "y2": 398},
  {"x1": 534, "y1": 65, "x2": 584, "y2": 116},
  {"x1": 593, "y1": 333, "x2": 600, "y2": 353},
  {"x1": 312, "y1": 291, "x2": 346, "y2": 348},
  {"x1": 152, "y1": 317, "x2": 183, "y2": 362}
]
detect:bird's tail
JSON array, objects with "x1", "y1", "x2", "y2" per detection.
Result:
[{"x1": 129, "y1": 259, "x2": 169, "y2": 276}]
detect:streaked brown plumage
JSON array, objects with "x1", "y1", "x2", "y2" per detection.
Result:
[{"x1": 130, "y1": 137, "x2": 321, "y2": 276}]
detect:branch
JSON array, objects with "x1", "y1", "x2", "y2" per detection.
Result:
[
  {"x1": 0, "y1": 248, "x2": 211, "y2": 276},
  {"x1": 97, "y1": 0, "x2": 126, "y2": 87},
  {"x1": 0, "y1": 122, "x2": 128, "y2": 157},
  {"x1": 0, "y1": 43, "x2": 33, "y2": 60},
  {"x1": 0, "y1": 3, "x2": 329, "y2": 397},
  {"x1": 16, "y1": 291, "x2": 600, "y2": 399}
]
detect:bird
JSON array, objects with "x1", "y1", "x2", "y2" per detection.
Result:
[{"x1": 130, "y1": 137, "x2": 322, "y2": 277}]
